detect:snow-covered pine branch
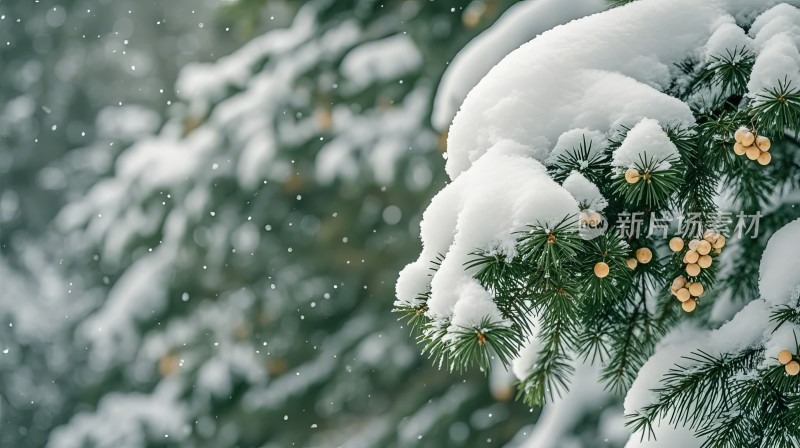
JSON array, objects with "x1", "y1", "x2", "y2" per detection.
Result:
[{"x1": 397, "y1": 1, "x2": 800, "y2": 446}]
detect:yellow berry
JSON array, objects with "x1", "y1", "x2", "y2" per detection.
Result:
[
  {"x1": 778, "y1": 350, "x2": 793, "y2": 365},
  {"x1": 684, "y1": 250, "x2": 699, "y2": 264},
  {"x1": 682, "y1": 298, "x2": 697, "y2": 312},
  {"x1": 787, "y1": 361, "x2": 800, "y2": 376},
  {"x1": 757, "y1": 151, "x2": 771, "y2": 166},
  {"x1": 745, "y1": 145, "x2": 760, "y2": 160},
  {"x1": 741, "y1": 131, "x2": 755, "y2": 146},
  {"x1": 669, "y1": 237, "x2": 684, "y2": 252},
  {"x1": 698, "y1": 254, "x2": 712, "y2": 269},
  {"x1": 626, "y1": 258, "x2": 638, "y2": 270},
  {"x1": 594, "y1": 262, "x2": 610, "y2": 278},
  {"x1": 686, "y1": 263, "x2": 701, "y2": 277},
  {"x1": 625, "y1": 168, "x2": 640, "y2": 184},
  {"x1": 688, "y1": 239, "x2": 700, "y2": 251},
  {"x1": 755, "y1": 135, "x2": 771, "y2": 152},
  {"x1": 676, "y1": 288, "x2": 691, "y2": 302},
  {"x1": 672, "y1": 276, "x2": 687, "y2": 290},
  {"x1": 697, "y1": 240, "x2": 712, "y2": 256},
  {"x1": 734, "y1": 127, "x2": 749, "y2": 143},
  {"x1": 636, "y1": 248, "x2": 653, "y2": 264},
  {"x1": 688, "y1": 282, "x2": 704, "y2": 297},
  {"x1": 733, "y1": 142, "x2": 746, "y2": 155}
]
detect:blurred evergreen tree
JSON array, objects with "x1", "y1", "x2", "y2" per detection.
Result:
[{"x1": 2, "y1": 1, "x2": 537, "y2": 447}]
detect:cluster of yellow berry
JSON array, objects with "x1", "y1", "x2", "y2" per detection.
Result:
[
  {"x1": 669, "y1": 275, "x2": 702, "y2": 312},
  {"x1": 593, "y1": 247, "x2": 652, "y2": 278},
  {"x1": 733, "y1": 127, "x2": 771, "y2": 165},
  {"x1": 667, "y1": 232, "x2": 725, "y2": 312},
  {"x1": 670, "y1": 231, "x2": 725, "y2": 275},
  {"x1": 778, "y1": 349, "x2": 800, "y2": 376}
]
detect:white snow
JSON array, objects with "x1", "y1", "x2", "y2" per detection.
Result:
[
  {"x1": 442, "y1": 0, "x2": 726, "y2": 180},
  {"x1": 704, "y1": 22, "x2": 753, "y2": 61},
  {"x1": 48, "y1": 382, "x2": 188, "y2": 448},
  {"x1": 759, "y1": 218, "x2": 800, "y2": 305},
  {"x1": 396, "y1": 141, "x2": 579, "y2": 324},
  {"x1": 747, "y1": 4, "x2": 800, "y2": 97},
  {"x1": 544, "y1": 128, "x2": 608, "y2": 166},
  {"x1": 340, "y1": 34, "x2": 422, "y2": 89},
  {"x1": 562, "y1": 171, "x2": 608, "y2": 211},
  {"x1": 448, "y1": 280, "x2": 507, "y2": 329},
  {"x1": 518, "y1": 361, "x2": 617, "y2": 448},
  {"x1": 612, "y1": 118, "x2": 680, "y2": 171},
  {"x1": 432, "y1": 0, "x2": 608, "y2": 131}
]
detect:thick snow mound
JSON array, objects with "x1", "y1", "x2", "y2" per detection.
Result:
[
  {"x1": 612, "y1": 118, "x2": 680, "y2": 171},
  {"x1": 759, "y1": 218, "x2": 800, "y2": 305},
  {"x1": 432, "y1": 0, "x2": 607, "y2": 131},
  {"x1": 396, "y1": 140, "x2": 579, "y2": 322},
  {"x1": 443, "y1": 0, "x2": 731, "y2": 180}
]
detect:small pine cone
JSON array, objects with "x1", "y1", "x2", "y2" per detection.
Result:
[
  {"x1": 745, "y1": 145, "x2": 760, "y2": 160},
  {"x1": 594, "y1": 262, "x2": 610, "y2": 278},
  {"x1": 741, "y1": 131, "x2": 755, "y2": 146},
  {"x1": 686, "y1": 263, "x2": 701, "y2": 277},
  {"x1": 755, "y1": 135, "x2": 771, "y2": 152},
  {"x1": 696, "y1": 240, "x2": 712, "y2": 255},
  {"x1": 786, "y1": 361, "x2": 800, "y2": 376},
  {"x1": 688, "y1": 282, "x2": 704, "y2": 297},
  {"x1": 733, "y1": 142, "x2": 746, "y2": 155},
  {"x1": 676, "y1": 288, "x2": 691, "y2": 302},
  {"x1": 778, "y1": 350, "x2": 793, "y2": 365},
  {"x1": 625, "y1": 168, "x2": 640, "y2": 184},
  {"x1": 757, "y1": 151, "x2": 771, "y2": 166},
  {"x1": 636, "y1": 248, "x2": 652, "y2": 264},
  {"x1": 626, "y1": 258, "x2": 638, "y2": 270},
  {"x1": 682, "y1": 298, "x2": 697, "y2": 312},
  {"x1": 684, "y1": 250, "x2": 699, "y2": 264},
  {"x1": 669, "y1": 237, "x2": 684, "y2": 252},
  {"x1": 698, "y1": 254, "x2": 712, "y2": 269}
]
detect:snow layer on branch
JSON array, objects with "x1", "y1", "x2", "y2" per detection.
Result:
[
  {"x1": 625, "y1": 218, "x2": 800, "y2": 445},
  {"x1": 396, "y1": 141, "x2": 578, "y2": 322},
  {"x1": 624, "y1": 424, "x2": 701, "y2": 448},
  {"x1": 340, "y1": 34, "x2": 422, "y2": 89},
  {"x1": 431, "y1": 0, "x2": 607, "y2": 131},
  {"x1": 545, "y1": 128, "x2": 608, "y2": 166},
  {"x1": 449, "y1": 280, "x2": 507, "y2": 329},
  {"x1": 747, "y1": 5, "x2": 800, "y2": 97},
  {"x1": 704, "y1": 22, "x2": 753, "y2": 61},
  {"x1": 612, "y1": 118, "x2": 680, "y2": 171},
  {"x1": 562, "y1": 171, "x2": 607, "y2": 211},
  {"x1": 517, "y1": 361, "x2": 617, "y2": 448},
  {"x1": 442, "y1": 0, "x2": 729, "y2": 180},
  {"x1": 176, "y1": 5, "x2": 318, "y2": 104},
  {"x1": 48, "y1": 382, "x2": 187, "y2": 448},
  {"x1": 759, "y1": 218, "x2": 800, "y2": 305}
]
